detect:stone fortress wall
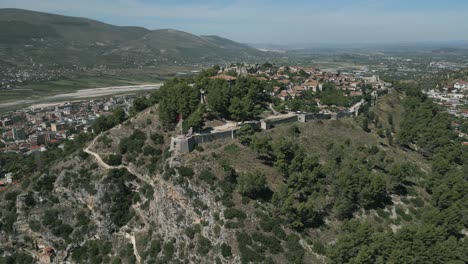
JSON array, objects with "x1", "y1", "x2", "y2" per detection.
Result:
[
  {"x1": 171, "y1": 75, "x2": 387, "y2": 152},
  {"x1": 171, "y1": 110, "x2": 353, "y2": 153}
]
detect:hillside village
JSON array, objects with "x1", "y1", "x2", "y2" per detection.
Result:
[{"x1": 215, "y1": 63, "x2": 390, "y2": 100}]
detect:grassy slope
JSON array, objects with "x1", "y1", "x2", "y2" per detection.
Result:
[{"x1": 182, "y1": 90, "x2": 432, "y2": 263}]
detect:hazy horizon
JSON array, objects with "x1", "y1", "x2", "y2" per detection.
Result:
[{"x1": 1, "y1": 0, "x2": 468, "y2": 45}]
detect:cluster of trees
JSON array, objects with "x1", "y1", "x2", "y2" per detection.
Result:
[
  {"x1": 282, "y1": 90, "x2": 319, "y2": 113},
  {"x1": 275, "y1": 82, "x2": 364, "y2": 113},
  {"x1": 0, "y1": 131, "x2": 94, "y2": 185},
  {"x1": 72, "y1": 239, "x2": 113, "y2": 263},
  {"x1": 119, "y1": 130, "x2": 146, "y2": 155},
  {"x1": 204, "y1": 76, "x2": 271, "y2": 121},
  {"x1": 42, "y1": 209, "x2": 74, "y2": 241},
  {"x1": 236, "y1": 171, "x2": 268, "y2": 199},
  {"x1": 238, "y1": 130, "x2": 408, "y2": 230},
  {"x1": 316, "y1": 83, "x2": 350, "y2": 107},
  {"x1": 327, "y1": 218, "x2": 467, "y2": 263},
  {"x1": 92, "y1": 107, "x2": 126, "y2": 134},
  {"x1": 156, "y1": 69, "x2": 272, "y2": 130}
]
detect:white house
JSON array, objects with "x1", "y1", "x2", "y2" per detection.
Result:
[{"x1": 454, "y1": 81, "x2": 467, "y2": 90}]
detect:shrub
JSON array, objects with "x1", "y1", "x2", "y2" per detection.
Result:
[
  {"x1": 401, "y1": 212, "x2": 413, "y2": 221},
  {"x1": 76, "y1": 211, "x2": 90, "y2": 226},
  {"x1": 221, "y1": 195, "x2": 235, "y2": 208},
  {"x1": 237, "y1": 171, "x2": 268, "y2": 199},
  {"x1": 185, "y1": 227, "x2": 196, "y2": 239},
  {"x1": 29, "y1": 220, "x2": 41, "y2": 232},
  {"x1": 395, "y1": 206, "x2": 406, "y2": 217},
  {"x1": 143, "y1": 146, "x2": 161, "y2": 156},
  {"x1": 162, "y1": 241, "x2": 175, "y2": 260},
  {"x1": 252, "y1": 232, "x2": 283, "y2": 254},
  {"x1": 285, "y1": 234, "x2": 304, "y2": 263},
  {"x1": 288, "y1": 124, "x2": 300, "y2": 136},
  {"x1": 105, "y1": 154, "x2": 122, "y2": 166},
  {"x1": 411, "y1": 197, "x2": 425, "y2": 207},
  {"x1": 150, "y1": 133, "x2": 164, "y2": 144},
  {"x1": 199, "y1": 169, "x2": 217, "y2": 185},
  {"x1": 272, "y1": 225, "x2": 286, "y2": 240},
  {"x1": 52, "y1": 223, "x2": 74, "y2": 238},
  {"x1": 221, "y1": 243, "x2": 232, "y2": 258},
  {"x1": 33, "y1": 174, "x2": 57, "y2": 193},
  {"x1": 24, "y1": 192, "x2": 36, "y2": 208},
  {"x1": 313, "y1": 241, "x2": 326, "y2": 255},
  {"x1": 178, "y1": 167, "x2": 194, "y2": 178},
  {"x1": 119, "y1": 130, "x2": 146, "y2": 154},
  {"x1": 42, "y1": 209, "x2": 59, "y2": 226},
  {"x1": 5, "y1": 191, "x2": 19, "y2": 201},
  {"x1": 225, "y1": 221, "x2": 244, "y2": 229},
  {"x1": 197, "y1": 235, "x2": 212, "y2": 255},
  {"x1": 401, "y1": 197, "x2": 410, "y2": 204},
  {"x1": 224, "y1": 208, "x2": 247, "y2": 220},
  {"x1": 224, "y1": 144, "x2": 240, "y2": 154},
  {"x1": 236, "y1": 231, "x2": 252, "y2": 245},
  {"x1": 376, "y1": 208, "x2": 391, "y2": 219},
  {"x1": 0, "y1": 252, "x2": 34, "y2": 264},
  {"x1": 408, "y1": 206, "x2": 419, "y2": 217}
]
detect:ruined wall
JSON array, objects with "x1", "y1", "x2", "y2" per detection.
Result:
[
  {"x1": 298, "y1": 113, "x2": 332, "y2": 122},
  {"x1": 336, "y1": 112, "x2": 354, "y2": 119},
  {"x1": 193, "y1": 129, "x2": 237, "y2": 144},
  {"x1": 261, "y1": 115, "x2": 298, "y2": 129}
]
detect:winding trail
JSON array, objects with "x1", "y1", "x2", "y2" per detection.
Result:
[
  {"x1": 84, "y1": 135, "x2": 154, "y2": 187},
  {"x1": 83, "y1": 133, "x2": 155, "y2": 263},
  {"x1": 125, "y1": 232, "x2": 142, "y2": 264}
]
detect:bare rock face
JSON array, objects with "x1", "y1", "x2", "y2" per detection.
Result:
[{"x1": 1, "y1": 111, "x2": 244, "y2": 263}]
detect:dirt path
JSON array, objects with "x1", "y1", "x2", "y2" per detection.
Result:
[
  {"x1": 84, "y1": 133, "x2": 155, "y2": 263},
  {"x1": 125, "y1": 232, "x2": 142, "y2": 264},
  {"x1": 84, "y1": 134, "x2": 154, "y2": 187}
]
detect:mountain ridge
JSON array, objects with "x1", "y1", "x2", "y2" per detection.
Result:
[{"x1": 0, "y1": 8, "x2": 267, "y2": 88}]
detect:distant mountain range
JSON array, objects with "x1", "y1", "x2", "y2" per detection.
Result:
[{"x1": 0, "y1": 8, "x2": 266, "y2": 70}]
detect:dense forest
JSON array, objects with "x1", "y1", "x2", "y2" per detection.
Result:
[{"x1": 326, "y1": 85, "x2": 467, "y2": 263}]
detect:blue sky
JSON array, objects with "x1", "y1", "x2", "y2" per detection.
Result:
[{"x1": 1, "y1": 0, "x2": 467, "y2": 44}]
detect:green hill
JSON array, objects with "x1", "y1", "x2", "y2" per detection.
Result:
[
  {"x1": 0, "y1": 73, "x2": 466, "y2": 263},
  {"x1": 0, "y1": 8, "x2": 267, "y2": 84}
]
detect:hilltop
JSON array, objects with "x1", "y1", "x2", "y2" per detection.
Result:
[{"x1": 0, "y1": 73, "x2": 466, "y2": 263}]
